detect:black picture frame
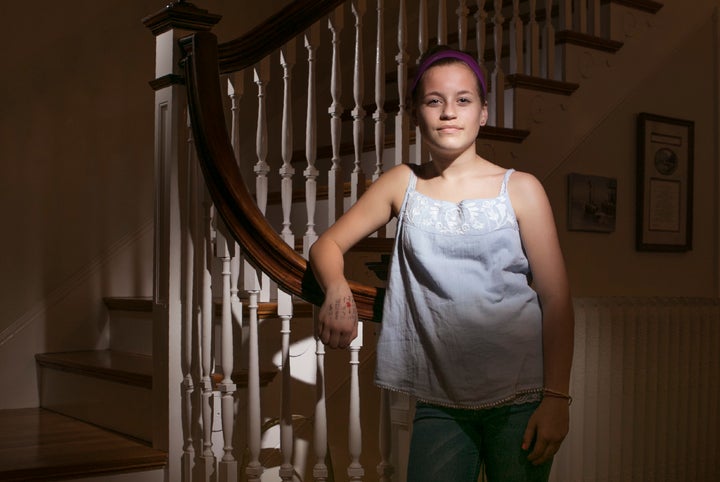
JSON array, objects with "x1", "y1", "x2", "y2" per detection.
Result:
[
  {"x1": 636, "y1": 112, "x2": 694, "y2": 252},
  {"x1": 567, "y1": 173, "x2": 617, "y2": 233}
]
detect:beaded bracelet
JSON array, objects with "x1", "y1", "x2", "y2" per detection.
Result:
[{"x1": 543, "y1": 388, "x2": 573, "y2": 405}]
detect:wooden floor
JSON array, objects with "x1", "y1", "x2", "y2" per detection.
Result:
[{"x1": 0, "y1": 407, "x2": 166, "y2": 481}]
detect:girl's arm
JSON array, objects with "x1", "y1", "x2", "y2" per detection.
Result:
[
  {"x1": 309, "y1": 164, "x2": 409, "y2": 348},
  {"x1": 509, "y1": 171, "x2": 575, "y2": 466}
]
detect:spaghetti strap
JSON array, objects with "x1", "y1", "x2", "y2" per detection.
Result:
[
  {"x1": 408, "y1": 170, "x2": 418, "y2": 191},
  {"x1": 500, "y1": 169, "x2": 515, "y2": 196},
  {"x1": 396, "y1": 168, "x2": 417, "y2": 229}
]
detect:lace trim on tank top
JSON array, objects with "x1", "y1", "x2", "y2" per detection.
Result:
[{"x1": 403, "y1": 169, "x2": 518, "y2": 235}]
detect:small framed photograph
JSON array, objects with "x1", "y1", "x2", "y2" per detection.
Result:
[
  {"x1": 567, "y1": 173, "x2": 617, "y2": 232},
  {"x1": 636, "y1": 113, "x2": 694, "y2": 251}
]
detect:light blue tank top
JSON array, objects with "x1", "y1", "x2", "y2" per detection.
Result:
[{"x1": 375, "y1": 168, "x2": 544, "y2": 409}]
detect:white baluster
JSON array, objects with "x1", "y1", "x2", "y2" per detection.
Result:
[
  {"x1": 526, "y1": 0, "x2": 540, "y2": 76},
  {"x1": 351, "y1": 0, "x2": 367, "y2": 204},
  {"x1": 181, "y1": 111, "x2": 197, "y2": 481},
  {"x1": 278, "y1": 288, "x2": 294, "y2": 482},
  {"x1": 437, "y1": 0, "x2": 447, "y2": 45},
  {"x1": 559, "y1": 0, "x2": 572, "y2": 31},
  {"x1": 213, "y1": 64, "x2": 242, "y2": 471},
  {"x1": 489, "y1": 0, "x2": 505, "y2": 128},
  {"x1": 199, "y1": 187, "x2": 216, "y2": 480},
  {"x1": 313, "y1": 309, "x2": 329, "y2": 482},
  {"x1": 245, "y1": 267, "x2": 263, "y2": 482},
  {"x1": 415, "y1": 0, "x2": 429, "y2": 165},
  {"x1": 348, "y1": 321, "x2": 365, "y2": 481},
  {"x1": 456, "y1": 0, "x2": 469, "y2": 51},
  {"x1": 542, "y1": 0, "x2": 556, "y2": 79},
  {"x1": 277, "y1": 56, "x2": 297, "y2": 474},
  {"x1": 474, "y1": 0, "x2": 489, "y2": 79},
  {"x1": 328, "y1": 5, "x2": 344, "y2": 226},
  {"x1": 589, "y1": 0, "x2": 601, "y2": 36},
  {"x1": 227, "y1": 72, "x2": 244, "y2": 325},
  {"x1": 303, "y1": 25, "x2": 320, "y2": 259},
  {"x1": 394, "y1": 0, "x2": 409, "y2": 167},
  {"x1": 373, "y1": 0, "x2": 386, "y2": 182},
  {"x1": 216, "y1": 225, "x2": 238, "y2": 482},
  {"x1": 228, "y1": 72, "x2": 244, "y2": 158},
  {"x1": 253, "y1": 59, "x2": 272, "y2": 302},
  {"x1": 418, "y1": 0, "x2": 428, "y2": 56},
  {"x1": 509, "y1": 0, "x2": 524, "y2": 74},
  {"x1": 253, "y1": 59, "x2": 270, "y2": 215},
  {"x1": 328, "y1": 7, "x2": 345, "y2": 224},
  {"x1": 575, "y1": 0, "x2": 588, "y2": 34},
  {"x1": 280, "y1": 41, "x2": 296, "y2": 245},
  {"x1": 377, "y1": 389, "x2": 394, "y2": 482}
]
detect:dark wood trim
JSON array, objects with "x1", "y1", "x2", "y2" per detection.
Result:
[
  {"x1": 556, "y1": 30, "x2": 624, "y2": 53},
  {"x1": 148, "y1": 74, "x2": 185, "y2": 91},
  {"x1": 212, "y1": 298, "x2": 314, "y2": 319},
  {"x1": 506, "y1": 74, "x2": 580, "y2": 95},
  {"x1": 103, "y1": 297, "x2": 153, "y2": 312},
  {"x1": 35, "y1": 351, "x2": 153, "y2": 389},
  {"x1": 604, "y1": 0, "x2": 664, "y2": 14},
  {"x1": 479, "y1": 125, "x2": 531, "y2": 143},
  {"x1": 214, "y1": 0, "x2": 347, "y2": 74},
  {"x1": 183, "y1": 32, "x2": 383, "y2": 322},
  {"x1": 211, "y1": 370, "x2": 277, "y2": 388},
  {"x1": 104, "y1": 296, "x2": 311, "y2": 320}
]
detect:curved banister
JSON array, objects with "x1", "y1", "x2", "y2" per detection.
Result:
[
  {"x1": 216, "y1": 0, "x2": 346, "y2": 74},
  {"x1": 182, "y1": 30, "x2": 384, "y2": 322}
]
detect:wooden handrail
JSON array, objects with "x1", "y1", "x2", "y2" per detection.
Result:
[
  {"x1": 182, "y1": 30, "x2": 383, "y2": 322},
  {"x1": 216, "y1": 0, "x2": 346, "y2": 74}
]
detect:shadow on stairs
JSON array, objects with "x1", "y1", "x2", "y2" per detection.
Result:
[{"x1": 0, "y1": 407, "x2": 166, "y2": 481}]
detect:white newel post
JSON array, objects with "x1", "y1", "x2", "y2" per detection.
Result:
[{"x1": 143, "y1": 3, "x2": 221, "y2": 481}]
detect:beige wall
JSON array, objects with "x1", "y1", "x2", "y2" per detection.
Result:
[
  {"x1": 545, "y1": 15, "x2": 718, "y2": 298},
  {"x1": 0, "y1": 1, "x2": 292, "y2": 408},
  {"x1": 0, "y1": 0, "x2": 293, "y2": 338}
]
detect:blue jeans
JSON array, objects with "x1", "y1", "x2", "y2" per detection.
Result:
[{"x1": 407, "y1": 401, "x2": 552, "y2": 482}]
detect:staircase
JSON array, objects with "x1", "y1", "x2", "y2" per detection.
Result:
[
  {"x1": 6, "y1": 0, "x2": 719, "y2": 481},
  {"x1": 0, "y1": 298, "x2": 165, "y2": 481}
]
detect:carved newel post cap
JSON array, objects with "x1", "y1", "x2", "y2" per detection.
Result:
[{"x1": 142, "y1": 0, "x2": 221, "y2": 36}]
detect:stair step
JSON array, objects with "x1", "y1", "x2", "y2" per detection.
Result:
[
  {"x1": 0, "y1": 407, "x2": 166, "y2": 481},
  {"x1": 104, "y1": 296, "x2": 314, "y2": 320},
  {"x1": 36, "y1": 350, "x2": 153, "y2": 442},
  {"x1": 36, "y1": 350, "x2": 152, "y2": 388}
]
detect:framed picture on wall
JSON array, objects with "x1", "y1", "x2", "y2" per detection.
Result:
[
  {"x1": 636, "y1": 112, "x2": 694, "y2": 252},
  {"x1": 567, "y1": 173, "x2": 617, "y2": 232}
]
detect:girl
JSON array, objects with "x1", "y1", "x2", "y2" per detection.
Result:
[{"x1": 309, "y1": 45, "x2": 574, "y2": 481}]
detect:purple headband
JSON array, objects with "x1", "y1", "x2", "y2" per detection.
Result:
[{"x1": 410, "y1": 50, "x2": 487, "y2": 99}]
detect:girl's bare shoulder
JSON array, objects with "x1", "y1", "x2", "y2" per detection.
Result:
[
  {"x1": 507, "y1": 169, "x2": 544, "y2": 192},
  {"x1": 372, "y1": 163, "x2": 415, "y2": 191},
  {"x1": 506, "y1": 169, "x2": 549, "y2": 211}
]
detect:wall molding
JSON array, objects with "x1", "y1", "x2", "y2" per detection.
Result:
[{"x1": 0, "y1": 219, "x2": 153, "y2": 348}]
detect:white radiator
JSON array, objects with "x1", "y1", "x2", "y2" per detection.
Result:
[{"x1": 550, "y1": 297, "x2": 720, "y2": 482}]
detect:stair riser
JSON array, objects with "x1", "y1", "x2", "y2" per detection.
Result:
[
  {"x1": 109, "y1": 310, "x2": 153, "y2": 356},
  {"x1": 38, "y1": 367, "x2": 152, "y2": 442}
]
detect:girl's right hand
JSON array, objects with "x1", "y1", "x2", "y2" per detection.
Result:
[{"x1": 317, "y1": 283, "x2": 358, "y2": 349}]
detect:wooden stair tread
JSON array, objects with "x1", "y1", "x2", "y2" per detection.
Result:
[
  {"x1": 36, "y1": 350, "x2": 153, "y2": 389},
  {"x1": 103, "y1": 296, "x2": 153, "y2": 312},
  {"x1": 0, "y1": 407, "x2": 166, "y2": 481},
  {"x1": 104, "y1": 296, "x2": 314, "y2": 319}
]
